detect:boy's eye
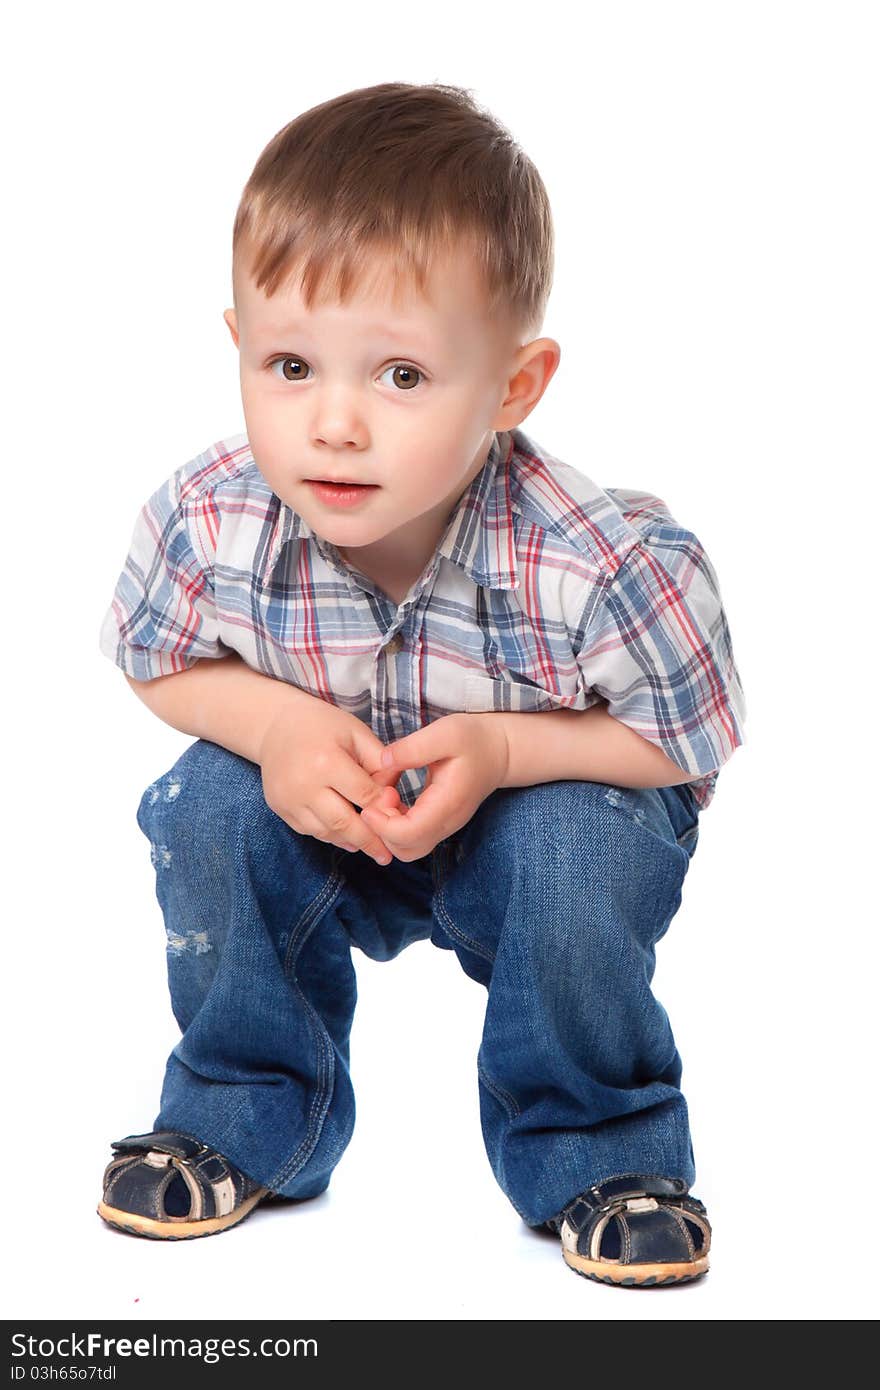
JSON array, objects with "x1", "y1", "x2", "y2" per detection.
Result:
[
  {"x1": 270, "y1": 357, "x2": 311, "y2": 382},
  {"x1": 378, "y1": 363, "x2": 423, "y2": 391},
  {"x1": 268, "y1": 357, "x2": 424, "y2": 391}
]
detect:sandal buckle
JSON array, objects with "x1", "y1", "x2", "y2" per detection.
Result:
[
  {"x1": 144, "y1": 1151, "x2": 174, "y2": 1168},
  {"x1": 624, "y1": 1196, "x2": 659, "y2": 1214}
]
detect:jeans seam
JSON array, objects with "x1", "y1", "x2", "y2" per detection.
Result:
[
  {"x1": 477, "y1": 1059, "x2": 520, "y2": 1119},
  {"x1": 431, "y1": 848, "x2": 496, "y2": 966},
  {"x1": 268, "y1": 865, "x2": 347, "y2": 1191}
]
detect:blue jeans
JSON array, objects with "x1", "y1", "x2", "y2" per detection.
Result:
[{"x1": 136, "y1": 738, "x2": 702, "y2": 1228}]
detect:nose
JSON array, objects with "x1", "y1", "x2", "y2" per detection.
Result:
[{"x1": 310, "y1": 388, "x2": 368, "y2": 450}]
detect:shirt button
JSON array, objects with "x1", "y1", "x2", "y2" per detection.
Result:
[{"x1": 384, "y1": 633, "x2": 404, "y2": 656}]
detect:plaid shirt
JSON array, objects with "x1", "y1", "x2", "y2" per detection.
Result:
[{"x1": 100, "y1": 426, "x2": 746, "y2": 812}]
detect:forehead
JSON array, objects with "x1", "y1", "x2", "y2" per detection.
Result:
[{"x1": 234, "y1": 242, "x2": 492, "y2": 337}]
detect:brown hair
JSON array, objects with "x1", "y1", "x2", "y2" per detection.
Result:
[{"x1": 232, "y1": 82, "x2": 554, "y2": 342}]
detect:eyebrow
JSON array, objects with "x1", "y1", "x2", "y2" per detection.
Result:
[{"x1": 256, "y1": 322, "x2": 434, "y2": 351}]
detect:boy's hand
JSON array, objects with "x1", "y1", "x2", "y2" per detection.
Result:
[
  {"x1": 358, "y1": 714, "x2": 510, "y2": 862},
  {"x1": 258, "y1": 698, "x2": 405, "y2": 866}
]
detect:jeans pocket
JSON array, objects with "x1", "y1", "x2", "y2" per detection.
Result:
[
  {"x1": 605, "y1": 783, "x2": 700, "y2": 856},
  {"x1": 671, "y1": 784, "x2": 701, "y2": 854},
  {"x1": 676, "y1": 820, "x2": 700, "y2": 854}
]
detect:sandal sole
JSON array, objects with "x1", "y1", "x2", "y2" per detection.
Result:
[
  {"x1": 96, "y1": 1187, "x2": 269, "y2": 1241},
  {"x1": 562, "y1": 1249, "x2": 709, "y2": 1287}
]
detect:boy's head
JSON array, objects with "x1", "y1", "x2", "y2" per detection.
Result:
[{"x1": 223, "y1": 82, "x2": 560, "y2": 573}]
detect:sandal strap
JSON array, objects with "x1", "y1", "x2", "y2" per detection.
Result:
[
  {"x1": 103, "y1": 1129, "x2": 262, "y2": 1222},
  {"x1": 110, "y1": 1130, "x2": 206, "y2": 1161},
  {"x1": 548, "y1": 1174, "x2": 689, "y2": 1233}
]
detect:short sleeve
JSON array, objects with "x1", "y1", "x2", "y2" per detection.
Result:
[
  {"x1": 99, "y1": 463, "x2": 227, "y2": 681},
  {"x1": 576, "y1": 530, "x2": 747, "y2": 778}
]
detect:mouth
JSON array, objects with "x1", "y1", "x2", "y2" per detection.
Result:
[
  {"x1": 306, "y1": 478, "x2": 378, "y2": 487},
  {"x1": 305, "y1": 478, "x2": 380, "y2": 507}
]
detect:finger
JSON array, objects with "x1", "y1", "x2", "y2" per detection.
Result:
[
  {"x1": 375, "y1": 785, "x2": 403, "y2": 811},
  {"x1": 377, "y1": 719, "x2": 452, "y2": 778},
  {"x1": 361, "y1": 779, "x2": 453, "y2": 856},
  {"x1": 284, "y1": 802, "x2": 382, "y2": 860},
  {"x1": 367, "y1": 801, "x2": 405, "y2": 823},
  {"x1": 315, "y1": 786, "x2": 395, "y2": 865},
  {"x1": 367, "y1": 764, "x2": 404, "y2": 792},
  {"x1": 351, "y1": 726, "x2": 406, "y2": 786},
  {"x1": 318, "y1": 749, "x2": 404, "y2": 859},
  {"x1": 286, "y1": 812, "x2": 377, "y2": 860},
  {"x1": 328, "y1": 743, "x2": 401, "y2": 814}
]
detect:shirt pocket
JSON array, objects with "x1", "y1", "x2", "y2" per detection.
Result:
[{"x1": 463, "y1": 670, "x2": 584, "y2": 715}]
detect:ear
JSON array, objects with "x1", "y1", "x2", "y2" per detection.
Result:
[
  {"x1": 493, "y1": 337, "x2": 562, "y2": 431},
  {"x1": 223, "y1": 307, "x2": 239, "y2": 348}
]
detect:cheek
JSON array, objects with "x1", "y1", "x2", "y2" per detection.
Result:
[
  {"x1": 240, "y1": 410, "x2": 288, "y2": 487},
  {"x1": 241, "y1": 394, "x2": 283, "y2": 446}
]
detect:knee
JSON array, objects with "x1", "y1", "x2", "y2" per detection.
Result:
[
  {"x1": 470, "y1": 779, "x2": 683, "y2": 887},
  {"x1": 462, "y1": 780, "x2": 688, "y2": 956},
  {"x1": 470, "y1": 779, "x2": 617, "y2": 859},
  {"x1": 136, "y1": 739, "x2": 265, "y2": 852}
]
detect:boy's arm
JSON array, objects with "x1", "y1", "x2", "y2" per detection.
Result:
[
  {"x1": 493, "y1": 703, "x2": 701, "y2": 789},
  {"x1": 125, "y1": 652, "x2": 322, "y2": 764}
]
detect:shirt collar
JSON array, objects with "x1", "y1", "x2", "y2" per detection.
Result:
[{"x1": 259, "y1": 430, "x2": 520, "y2": 591}]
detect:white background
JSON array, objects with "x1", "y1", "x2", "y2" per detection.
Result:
[{"x1": 4, "y1": 0, "x2": 878, "y2": 1323}]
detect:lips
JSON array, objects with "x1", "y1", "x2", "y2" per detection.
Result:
[{"x1": 306, "y1": 478, "x2": 379, "y2": 508}]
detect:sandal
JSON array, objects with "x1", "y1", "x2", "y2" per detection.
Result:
[
  {"x1": 97, "y1": 1130, "x2": 270, "y2": 1240},
  {"x1": 548, "y1": 1174, "x2": 711, "y2": 1286}
]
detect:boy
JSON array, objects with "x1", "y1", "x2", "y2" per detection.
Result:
[{"x1": 97, "y1": 81, "x2": 746, "y2": 1287}]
